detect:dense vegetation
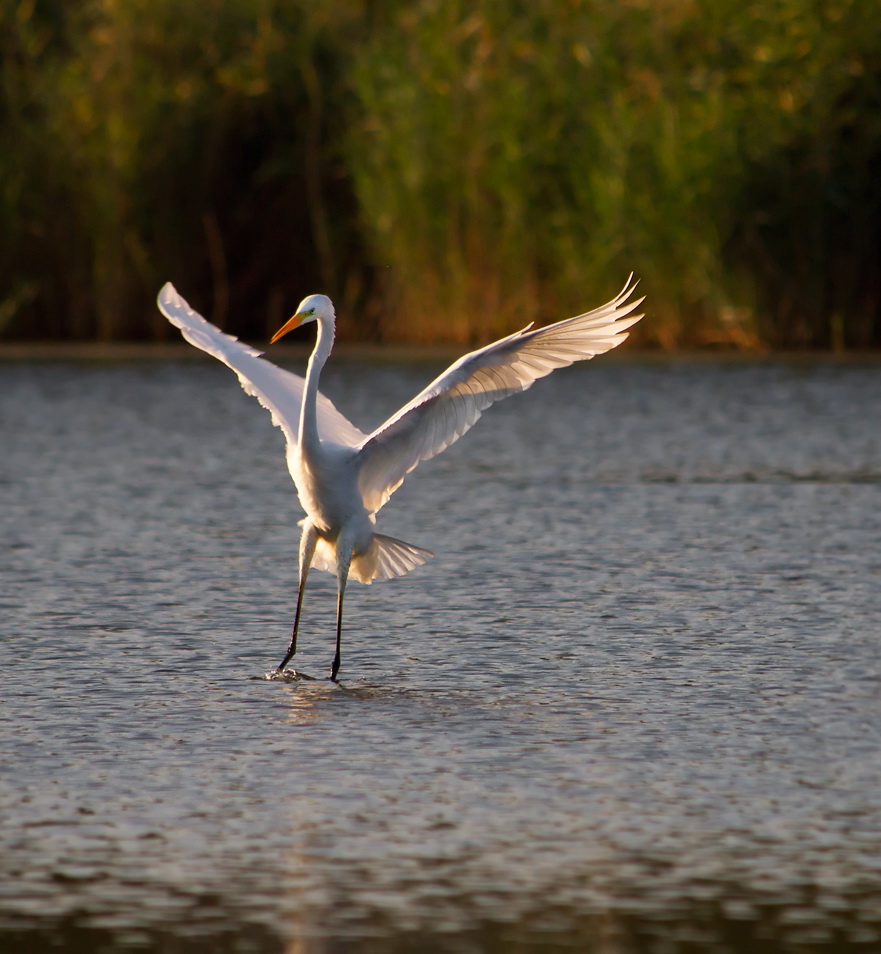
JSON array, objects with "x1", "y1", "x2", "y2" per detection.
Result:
[{"x1": 2, "y1": 0, "x2": 880, "y2": 347}]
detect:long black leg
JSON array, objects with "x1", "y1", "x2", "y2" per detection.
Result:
[
  {"x1": 277, "y1": 569, "x2": 309, "y2": 672},
  {"x1": 330, "y1": 576, "x2": 347, "y2": 682},
  {"x1": 278, "y1": 523, "x2": 317, "y2": 673}
]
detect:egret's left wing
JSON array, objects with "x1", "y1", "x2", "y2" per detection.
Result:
[
  {"x1": 355, "y1": 276, "x2": 644, "y2": 513},
  {"x1": 157, "y1": 284, "x2": 367, "y2": 448}
]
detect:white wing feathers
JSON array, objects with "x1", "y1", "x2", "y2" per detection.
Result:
[
  {"x1": 355, "y1": 276, "x2": 644, "y2": 513},
  {"x1": 157, "y1": 283, "x2": 366, "y2": 448},
  {"x1": 157, "y1": 278, "x2": 643, "y2": 518}
]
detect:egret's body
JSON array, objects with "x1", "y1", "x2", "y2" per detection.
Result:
[{"x1": 157, "y1": 279, "x2": 644, "y2": 680}]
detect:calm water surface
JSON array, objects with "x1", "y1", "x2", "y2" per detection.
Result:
[{"x1": 2, "y1": 357, "x2": 881, "y2": 953}]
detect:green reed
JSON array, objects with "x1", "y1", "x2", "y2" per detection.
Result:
[{"x1": 1, "y1": 0, "x2": 879, "y2": 347}]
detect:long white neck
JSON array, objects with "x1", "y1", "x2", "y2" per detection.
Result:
[{"x1": 298, "y1": 313, "x2": 336, "y2": 452}]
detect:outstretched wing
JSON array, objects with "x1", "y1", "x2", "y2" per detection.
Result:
[
  {"x1": 355, "y1": 276, "x2": 644, "y2": 513},
  {"x1": 157, "y1": 284, "x2": 367, "y2": 449}
]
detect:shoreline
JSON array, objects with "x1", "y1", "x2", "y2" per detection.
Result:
[{"x1": 1, "y1": 341, "x2": 880, "y2": 364}]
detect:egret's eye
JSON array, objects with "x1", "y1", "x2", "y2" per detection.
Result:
[{"x1": 306, "y1": 308, "x2": 316, "y2": 316}]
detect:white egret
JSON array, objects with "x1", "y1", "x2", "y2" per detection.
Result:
[{"x1": 157, "y1": 278, "x2": 644, "y2": 680}]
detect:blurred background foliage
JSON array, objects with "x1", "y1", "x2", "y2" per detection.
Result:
[{"x1": 1, "y1": 0, "x2": 879, "y2": 347}]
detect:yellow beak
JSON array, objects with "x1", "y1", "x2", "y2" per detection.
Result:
[{"x1": 270, "y1": 312, "x2": 304, "y2": 345}]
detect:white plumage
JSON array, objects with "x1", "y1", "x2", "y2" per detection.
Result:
[{"x1": 157, "y1": 277, "x2": 644, "y2": 680}]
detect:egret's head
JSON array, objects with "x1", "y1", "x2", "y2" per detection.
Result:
[{"x1": 270, "y1": 294, "x2": 334, "y2": 344}]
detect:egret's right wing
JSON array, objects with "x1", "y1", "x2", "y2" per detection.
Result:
[
  {"x1": 355, "y1": 276, "x2": 644, "y2": 513},
  {"x1": 157, "y1": 284, "x2": 366, "y2": 448}
]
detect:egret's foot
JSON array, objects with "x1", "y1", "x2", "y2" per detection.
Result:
[{"x1": 266, "y1": 667, "x2": 299, "y2": 682}]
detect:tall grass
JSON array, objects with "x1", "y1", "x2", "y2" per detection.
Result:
[
  {"x1": 349, "y1": 0, "x2": 738, "y2": 344},
  {"x1": 350, "y1": 0, "x2": 881, "y2": 347},
  {"x1": 1, "y1": 0, "x2": 365, "y2": 341},
  {"x1": 1, "y1": 0, "x2": 879, "y2": 347}
]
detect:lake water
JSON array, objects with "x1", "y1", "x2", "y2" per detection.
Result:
[{"x1": 2, "y1": 355, "x2": 881, "y2": 954}]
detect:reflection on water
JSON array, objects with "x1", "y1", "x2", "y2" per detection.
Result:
[
  {"x1": 2, "y1": 358, "x2": 881, "y2": 953},
  {"x1": 7, "y1": 894, "x2": 881, "y2": 954},
  {"x1": 277, "y1": 678, "x2": 404, "y2": 725}
]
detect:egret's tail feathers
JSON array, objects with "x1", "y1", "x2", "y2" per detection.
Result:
[
  {"x1": 369, "y1": 533, "x2": 434, "y2": 582},
  {"x1": 306, "y1": 528, "x2": 433, "y2": 583},
  {"x1": 353, "y1": 534, "x2": 434, "y2": 584}
]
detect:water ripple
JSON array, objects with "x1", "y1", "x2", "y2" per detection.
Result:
[{"x1": 2, "y1": 359, "x2": 881, "y2": 952}]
